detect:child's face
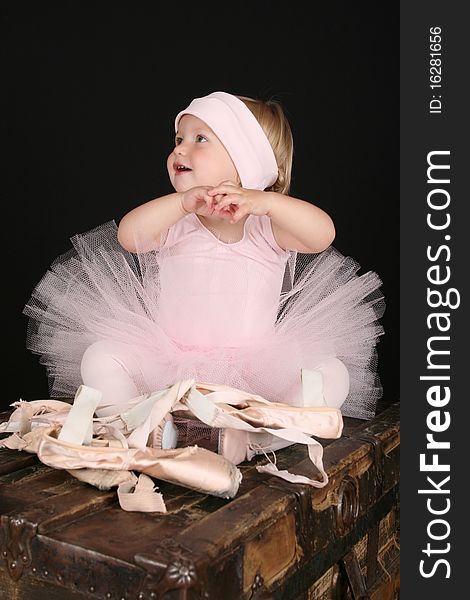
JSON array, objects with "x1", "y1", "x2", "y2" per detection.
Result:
[{"x1": 167, "y1": 115, "x2": 239, "y2": 192}]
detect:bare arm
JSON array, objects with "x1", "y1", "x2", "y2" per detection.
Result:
[
  {"x1": 118, "y1": 186, "x2": 218, "y2": 253},
  {"x1": 117, "y1": 193, "x2": 186, "y2": 253},
  {"x1": 267, "y1": 192, "x2": 335, "y2": 253},
  {"x1": 208, "y1": 182, "x2": 336, "y2": 254}
]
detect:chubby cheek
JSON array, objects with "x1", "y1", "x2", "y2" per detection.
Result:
[
  {"x1": 218, "y1": 156, "x2": 240, "y2": 185},
  {"x1": 166, "y1": 153, "x2": 173, "y2": 175},
  {"x1": 166, "y1": 154, "x2": 176, "y2": 187}
]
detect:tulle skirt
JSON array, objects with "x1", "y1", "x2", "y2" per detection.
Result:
[{"x1": 24, "y1": 221, "x2": 385, "y2": 419}]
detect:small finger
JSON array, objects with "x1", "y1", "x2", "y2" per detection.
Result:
[
  {"x1": 204, "y1": 196, "x2": 216, "y2": 211},
  {"x1": 210, "y1": 183, "x2": 238, "y2": 195},
  {"x1": 207, "y1": 186, "x2": 229, "y2": 195},
  {"x1": 220, "y1": 196, "x2": 241, "y2": 210},
  {"x1": 212, "y1": 194, "x2": 225, "y2": 205},
  {"x1": 231, "y1": 206, "x2": 248, "y2": 224}
]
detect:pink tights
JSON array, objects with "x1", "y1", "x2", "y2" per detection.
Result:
[{"x1": 80, "y1": 341, "x2": 350, "y2": 415}]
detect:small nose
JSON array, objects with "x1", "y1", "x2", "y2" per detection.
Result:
[{"x1": 174, "y1": 140, "x2": 188, "y2": 156}]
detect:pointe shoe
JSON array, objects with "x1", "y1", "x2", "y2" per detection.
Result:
[
  {"x1": 218, "y1": 428, "x2": 294, "y2": 465},
  {"x1": 147, "y1": 414, "x2": 179, "y2": 449},
  {"x1": 171, "y1": 417, "x2": 293, "y2": 465}
]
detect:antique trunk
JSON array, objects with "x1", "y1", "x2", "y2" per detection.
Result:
[{"x1": 0, "y1": 401, "x2": 399, "y2": 600}]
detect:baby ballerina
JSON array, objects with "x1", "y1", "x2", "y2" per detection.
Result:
[{"x1": 25, "y1": 92, "x2": 384, "y2": 424}]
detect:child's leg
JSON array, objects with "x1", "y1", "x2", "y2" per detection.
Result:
[
  {"x1": 80, "y1": 340, "x2": 141, "y2": 413},
  {"x1": 302, "y1": 357, "x2": 350, "y2": 408},
  {"x1": 80, "y1": 340, "x2": 179, "y2": 448}
]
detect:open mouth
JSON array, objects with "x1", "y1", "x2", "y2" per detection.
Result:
[{"x1": 174, "y1": 163, "x2": 192, "y2": 174}]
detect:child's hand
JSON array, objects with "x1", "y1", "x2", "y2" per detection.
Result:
[
  {"x1": 180, "y1": 186, "x2": 220, "y2": 217},
  {"x1": 207, "y1": 180, "x2": 272, "y2": 223}
]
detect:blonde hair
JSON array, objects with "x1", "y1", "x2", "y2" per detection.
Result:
[{"x1": 237, "y1": 95, "x2": 294, "y2": 195}]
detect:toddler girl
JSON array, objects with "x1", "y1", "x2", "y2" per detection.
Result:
[{"x1": 24, "y1": 91, "x2": 384, "y2": 422}]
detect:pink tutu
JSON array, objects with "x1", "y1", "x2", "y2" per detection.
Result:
[{"x1": 24, "y1": 217, "x2": 384, "y2": 419}]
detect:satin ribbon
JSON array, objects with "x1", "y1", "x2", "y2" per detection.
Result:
[{"x1": 1, "y1": 378, "x2": 343, "y2": 510}]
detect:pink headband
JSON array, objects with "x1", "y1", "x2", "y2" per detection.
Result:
[{"x1": 174, "y1": 91, "x2": 278, "y2": 190}]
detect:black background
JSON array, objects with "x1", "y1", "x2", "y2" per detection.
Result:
[{"x1": 2, "y1": 2, "x2": 399, "y2": 409}]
